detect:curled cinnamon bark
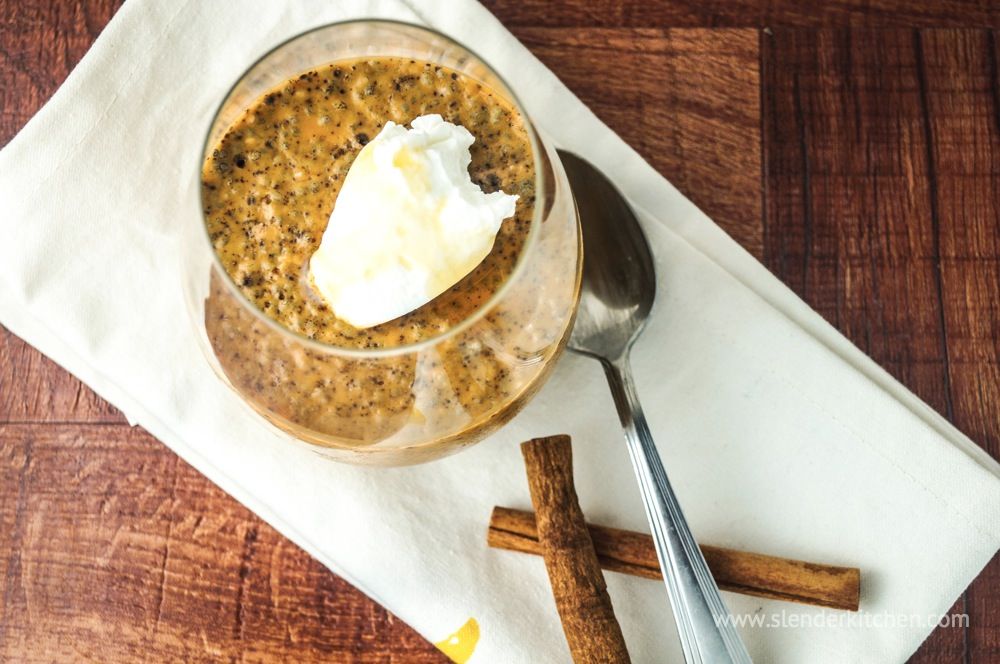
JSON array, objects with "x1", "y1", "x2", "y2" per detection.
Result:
[
  {"x1": 520, "y1": 435, "x2": 631, "y2": 664},
  {"x1": 488, "y1": 506, "x2": 861, "y2": 612}
]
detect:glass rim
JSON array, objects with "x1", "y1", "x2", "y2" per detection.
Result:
[{"x1": 197, "y1": 18, "x2": 548, "y2": 359}]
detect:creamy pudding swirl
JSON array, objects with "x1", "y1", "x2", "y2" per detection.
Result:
[
  {"x1": 203, "y1": 57, "x2": 535, "y2": 349},
  {"x1": 308, "y1": 114, "x2": 519, "y2": 329}
]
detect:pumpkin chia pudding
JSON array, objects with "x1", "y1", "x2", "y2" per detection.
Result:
[{"x1": 200, "y1": 55, "x2": 580, "y2": 463}]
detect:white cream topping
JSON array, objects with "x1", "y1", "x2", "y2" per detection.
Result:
[{"x1": 308, "y1": 114, "x2": 519, "y2": 329}]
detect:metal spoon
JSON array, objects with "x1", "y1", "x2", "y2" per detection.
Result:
[{"x1": 559, "y1": 149, "x2": 752, "y2": 664}]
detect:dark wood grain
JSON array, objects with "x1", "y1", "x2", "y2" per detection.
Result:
[
  {"x1": 482, "y1": 0, "x2": 1000, "y2": 29},
  {"x1": 0, "y1": 424, "x2": 438, "y2": 662},
  {"x1": 2, "y1": 1, "x2": 999, "y2": 663},
  {"x1": 512, "y1": 27, "x2": 763, "y2": 257},
  {"x1": 0, "y1": 327, "x2": 125, "y2": 423}
]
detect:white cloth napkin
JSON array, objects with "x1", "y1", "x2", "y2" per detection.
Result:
[{"x1": 2, "y1": 1, "x2": 998, "y2": 662}]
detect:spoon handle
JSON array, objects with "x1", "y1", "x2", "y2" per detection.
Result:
[{"x1": 602, "y1": 354, "x2": 753, "y2": 664}]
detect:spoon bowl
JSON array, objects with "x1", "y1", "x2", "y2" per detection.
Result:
[{"x1": 560, "y1": 150, "x2": 656, "y2": 361}]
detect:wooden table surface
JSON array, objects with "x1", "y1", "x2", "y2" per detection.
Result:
[{"x1": 2, "y1": 1, "x2": 998, "y2": 662}]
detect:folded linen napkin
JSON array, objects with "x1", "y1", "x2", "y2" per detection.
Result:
[{"x1": 1, "y1": 1, "x2": 998, "y2": 662}]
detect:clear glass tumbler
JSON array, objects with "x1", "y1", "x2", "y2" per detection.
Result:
[{"x1": 182, "y1": 20, "x2": 581, "y2": 465}]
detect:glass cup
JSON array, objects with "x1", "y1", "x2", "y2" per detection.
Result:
[{"x1": 182, "y1": 20, "x2": 581, "y2": 465}]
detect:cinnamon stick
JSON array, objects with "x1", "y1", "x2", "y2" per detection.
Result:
[
  {"x1": 521, "y1": 435, "x2": 631, "y2": 663},
  {"x1": 489, "y1": 506, "x2": 861, "y2": 612}
]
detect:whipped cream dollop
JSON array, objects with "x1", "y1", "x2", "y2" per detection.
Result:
[{"x1": 308, "y1": 114, "x2": 519, "y2": 329}]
